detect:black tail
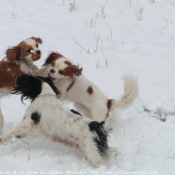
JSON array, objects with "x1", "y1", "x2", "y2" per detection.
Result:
[{"x1": 88, "y1": 121, "x2": 108, "y2": 156}]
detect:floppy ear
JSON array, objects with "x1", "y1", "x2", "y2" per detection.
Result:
[
  {"x1": 6, "y1": 46, "x2": 21, "y2": 61},
  {"x1": 72, "y1": 65, "x2": 83, "y2": 76},
  {"x1": 64, "y1": 65, "x2": 83, "y2": 79},
  {"x1": 42, "y1": 52, "x2": 57, "y2": 66},
  {"x1": 13, "y1": 74, "x2": 42, "y2": 102},
  {"x1": 31, "y1": 37, "x2": 42, "y2": 44}
]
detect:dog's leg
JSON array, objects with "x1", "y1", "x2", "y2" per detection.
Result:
[
  {"x1": 74, "y1": 103, "x2": 92, "y2": 119},
  {"x1": 0, "y1": 118, "x2": 32, "y2": 143},
  {"x1": 33, "y1": 67, "x2": 48, "y2": 76},
  {"x1": 80, "y1": 139, "x2": 107, "y2": 167},
  {"x1": 0, "y1": 108, "x2": 4, "y2": 135},
  {"x1": 90, "y1": 104, "x2": 108, "y2": 122}
]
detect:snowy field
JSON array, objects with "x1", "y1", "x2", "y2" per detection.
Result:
[{"x1": 0, "y1": 0, "x2": 175, "y2": 174}]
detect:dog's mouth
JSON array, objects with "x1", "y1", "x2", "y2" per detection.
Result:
[
  {"x1": 48, "y1": 73, "x2": 57, "y2": 81},
  {"x1": 32, "y1": 55, "x2": 41, "y2": 61}
]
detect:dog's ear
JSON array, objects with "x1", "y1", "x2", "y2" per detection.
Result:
[
  {"x1": 16, "y1": 74, "x2": 34, "y2": 86},
  {"x1": 14, "y1": 74, "x2": 42, "y2": 102},
  {"x1": 42, "y1": 52, "x2": 64, "y2": 67},
  {"x1": 64, "y1": 65, "x2": 83, "y2": 79},
  {"x1": 42, "y1": 52, "x2": 57, "y2": 66},
  {"x1": 6, "y1": 46, "x2": 21, "y2": 61},
  {"x1": 72, "y1": 65, "x2": 83, "y2": 76},
  {"x1": 30, "y1": 37, "x2": 42, "y2": 44}
]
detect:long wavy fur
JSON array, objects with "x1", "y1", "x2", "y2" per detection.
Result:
[{"x1": 12, "y1": 74, "x2": 60, "y2": 102}]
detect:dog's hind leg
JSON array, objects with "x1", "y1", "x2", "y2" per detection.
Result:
[
  {"x1": 0, "y1": 107, "x2": 4, "y2": 135},
  {"x1": 0, "y1": 118, "x2": 32, "y2": 143},
  {"x1": 80, "y1": 139, "x2": 107, "y2": 167},
  {"x1": 74, "y1": 103, "x2": 92, "y2": 119}
]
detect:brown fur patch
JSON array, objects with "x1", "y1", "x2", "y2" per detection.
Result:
[
  {"x1": 63, "y1": 65, "x2": 82, "y2": 79},
  {"x1": 43, "y1": 52, "x2": 63, "y2": 67},
  {"x1": 107, "y1": 99, "x2": 113, "y2": 110},
  {"x1": 0, "y1": 61, "x2": 24, "y2": 89},
  {"x1": 6, "y1": 46, "x2": 21, "y2": 61},
  {"x1": 64, "y1": 61, "x2": 72, "y2": 66},
  {"x1": 30, "y1": 37, "x2": 42, "y2": 44},
  {"x1": 87, "y1": 86, "x2": 93, "y2": 95},
  {"x1": 66, "y1": 80, "x2": 75, "y2": 92},
  {"x1": 106, "y1": 99, "x2": 113, "y2": 118}
]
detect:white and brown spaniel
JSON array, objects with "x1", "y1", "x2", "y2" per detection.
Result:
[
  {"x1": 36, "y1": 52, "x2": 138, "y2": 122},
  {"x1": 0, "y1": 37, "x2": 42, "y2": 134}
]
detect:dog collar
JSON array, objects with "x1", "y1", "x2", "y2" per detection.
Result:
[{"x1": 66, "y1": 79, "x2": 75, "y2": 92}]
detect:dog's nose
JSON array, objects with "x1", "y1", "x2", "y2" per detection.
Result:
[
  {"x1": 50, "y1": 69, "x2": 55, "y2": 73},
  {"x1": 36, "y1": 50, "x2": 41, "y2": 55}
]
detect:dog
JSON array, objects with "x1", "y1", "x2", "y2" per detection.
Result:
[
  {"x1": 0, "y1": 74, "x2": 119, "y2": 167},
  {"x1": 0, "y1": 37, "x2": 42, "y2": 134},
  {"x1": 35, "y1": 52, "x2": 138, "y2": 122}
]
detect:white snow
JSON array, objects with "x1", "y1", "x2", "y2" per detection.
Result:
[{"x1": 0, "y1": 0, "x2": 175, "y2": 174}]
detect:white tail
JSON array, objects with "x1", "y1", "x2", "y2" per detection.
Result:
[{"x1": 110, "y1": 75, "x2": 138, "y2": 112}]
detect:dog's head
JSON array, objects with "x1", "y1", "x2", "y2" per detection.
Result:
[
  {"x1": 12, "y1": 74, "x2": 60, "y2": 102},
  {"x1": 42, "y1": 52, "x2": 83, "y2": 81},
  {"x1": 6, "y1": 36, "x2": 42, "y2": 62}
]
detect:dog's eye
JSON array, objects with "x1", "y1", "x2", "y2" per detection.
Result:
[
  {"x1": 27, "y1": 49, "x2": 34, "y2": 53},
  {"x1": 59, "y1": 70, "x2": 64, "y2": 75}
]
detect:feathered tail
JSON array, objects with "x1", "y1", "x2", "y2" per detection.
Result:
[{"x1": 110, "y1": 75, "x2": 138, "y2": 112}]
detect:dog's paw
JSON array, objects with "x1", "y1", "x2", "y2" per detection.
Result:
[{"x1": 109, "y1": 147, "x2": 118, "y2": 157}]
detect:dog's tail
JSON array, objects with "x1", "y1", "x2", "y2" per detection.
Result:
[
  {"x1": 0, "y1": 107, "x2": 4, "y2": 135},
  {"x1": 109, "y1": 75, "x2": 138, "y2": 112}
]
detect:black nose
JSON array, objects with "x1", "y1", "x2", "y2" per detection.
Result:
[
  {"x1": 36, "y1": 50, "x2": 41, "y2": 55},
  {"x1": 50, "y1": 69, "x2": 55, "y2": 73}
]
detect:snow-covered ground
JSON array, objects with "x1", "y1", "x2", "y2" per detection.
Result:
[{"x1": 0, "y1": 0, "x2": 175, "y2": 174}]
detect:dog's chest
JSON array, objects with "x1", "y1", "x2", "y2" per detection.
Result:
[{"x1": 20, "y1": 62, "x2": 35, "y2": 74}]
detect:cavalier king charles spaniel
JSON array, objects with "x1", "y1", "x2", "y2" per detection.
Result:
[
  {"x1": 0, "y1": 37, "x2": 42, "y2": 134},
  {"x1": 36, "y1": 52, "x2": 138, "y2": 122}
]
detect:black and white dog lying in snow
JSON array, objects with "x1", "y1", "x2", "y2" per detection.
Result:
[{"x1": 0, "y1": 74, "x2": 118, "y2": 167}]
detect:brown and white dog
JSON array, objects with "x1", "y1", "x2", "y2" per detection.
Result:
[
  {"x1": 0, "y1": 36, "x2": 42, "y2": 134},
  {"x1": 36, "y1": 52, "x2": 138, "y2": 122}
]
